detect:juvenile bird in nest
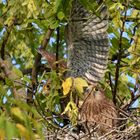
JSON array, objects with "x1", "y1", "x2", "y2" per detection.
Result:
[{"x1": 79, "y1": 85, "x2": 118, "y2": 135}]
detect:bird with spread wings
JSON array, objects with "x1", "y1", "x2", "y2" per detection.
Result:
[{"x1": 65, "y1": 0, "x2": 118, "y2": 134}]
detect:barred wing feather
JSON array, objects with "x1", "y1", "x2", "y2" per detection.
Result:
[{"x1": 66, "y1": 0, "x2": 109, "y2": 83}]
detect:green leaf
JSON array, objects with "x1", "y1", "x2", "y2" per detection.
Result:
[
  {"x1": 6, "y1": 121, "x2": 19, "y2": 140},
  {"x1": 50, "y1": 20, "x2": 59, "y2": 29},
  {"x1": 0, "y1": 116, "x2": 19, "y2": 139},
  {"x1": 79, "y1": 0, "x2": 98, "y2": 14},
  {"x1": 0, "y1": 84, "x2": 6, "y2": 95},
  {"x1": 12, "y1": 67, "x2": 23, "y2": 78},
  {"x1": 55, "y1": 0, "x2": 63, "y2": 12},
  {"x1": 22, "y1": 75, "x2": 31, "y2": 84},
  {"x1": 57, "y1": 11, "x2": 65, "y2": 20},
  {"x1": 5, "y1": 78, "x2": 14, "y2": 87},
  {"x1": 0, "y1": 116, "x2": 5, "y2": 139},
  {"x1": 109, "y1": 3, "x2": 118, "y2": 11},
  {"x1": 11, "y1": 107, "x2": 25, "y2": 122}
]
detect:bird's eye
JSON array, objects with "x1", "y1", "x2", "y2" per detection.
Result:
[{"x1": 94, "y1": 87, "x2": 98, "y2": 91}]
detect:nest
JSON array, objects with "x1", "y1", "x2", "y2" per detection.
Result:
[
  {"x1": 42, "y1": 108, "x2": 140, "y2": 140},
  {"x1": 43, "y1": 123, "x2": 140, "y2": 140}
]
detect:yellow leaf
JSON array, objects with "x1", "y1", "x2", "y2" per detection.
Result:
[
  {"x1": 16, "y1": 124, "x2": 30, "y2": 140},
  {"x1": 0, "y1": 129, "x2": 5, "y2": 140},
  {"x1": 11, "y1": 107, "x2": 24, "y2": 121},
  {"x1": 61, "y1": 102, "x2": 71, "y2": 115},
  {"x1": 74, "y1": 77, "x2": 88, "y2": 94},
  {"x1": 62, "y1": 78, "x2": 73, "y2": 95},
  {"x1": 62, "y1": 102, "x2": 78, "y2": 125}
]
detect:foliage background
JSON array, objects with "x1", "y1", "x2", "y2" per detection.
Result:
[{"x1": 0, "y1": 0, "x2": 140, "y2": 139}]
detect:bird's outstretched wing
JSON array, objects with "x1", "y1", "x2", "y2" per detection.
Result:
[{"x1": 65, "y1": 0, "x2": 109, "y2": 83}]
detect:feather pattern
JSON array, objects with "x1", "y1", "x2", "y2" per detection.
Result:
[{"x1": 66, "y1": 0, "x2": 109, "y2": 83}]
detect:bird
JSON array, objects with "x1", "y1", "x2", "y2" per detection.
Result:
[
  {"x1": 65, "y1": 0, "x2": 118, "y2": 135},
  {"x1": 79, "y1": 85, "x2": 118, "y2": 135},
  {"x1": 65, "y1": 0, "x2": 109, "y2": 84}
]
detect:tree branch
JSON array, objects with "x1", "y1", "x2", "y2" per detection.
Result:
[
  {"x1": 108, "y1": 72, "x2": 113, "y2": 94},
  {"x1": 113, "y1": 1, "x2": 128, "y2": 105},
  {"x1": 56, "y1": 27, "x2": 60, "y2": 72},
  {"x1": 30, "y1": 29, "x2": 53, "y2": 102},
  {"x1": 32, "y1": 29, "x2": 53, "y2": 87},
  {"x1": 0, "y1": 18, "x2": 15, "y2": 60},
  {"x1": 121, "y1": 92, "x2": 140, "y2": 110},
  {"x1": 21, "y1": 64, "x2": 51, "y2": 75}
]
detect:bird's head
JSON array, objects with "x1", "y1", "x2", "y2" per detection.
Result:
[{"x1": 84, "y1": 85, "x2": 105, "y2": 101}]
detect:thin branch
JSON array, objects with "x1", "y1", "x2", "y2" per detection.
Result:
[
  {"x1": 45, "y1": 0, "x2": 50, "y2": 5},
  {"x1": 108, "y1": 72, "x2": 113, "y2": 94},
  {"x1": 111, "y1": 53, "x2": 129, "y2": 61},
  {"x1": 113, "y1": 1, "x2": 128, "y2": 105},
  {"x1": 56, "y1": 27, "x2": 60, "y2": 72},
  {"x1": 0, "y1": 18, "x2": 15, "y2": 60},
  {"x1": 121, "y1": 92, "x2": 140, "y2": 110},
  {"x1": 30, "y1": 29, "x2": 53, "y2": 102},
  {"x1": 14, "y1": 80, "x2": 32, "y2": 90},
  {"x1": 31, "y1": 29, "x2": 53, "y2": 87},
  {"x1": 130, "y1": 23, "x2": 140, "y2": 45},
  {"x1": 21, "y1": 64, "x2": 51, "y2": 75}
]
